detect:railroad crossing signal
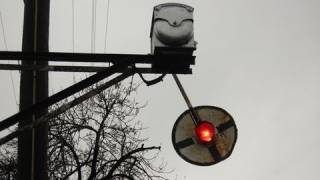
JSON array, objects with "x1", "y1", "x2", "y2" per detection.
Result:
[
  {"x1": 0, "y1": 2, "x2": 238, "y2": 172},
  {"x1": 149, "y1": 3, "x2": 238, "y2": 166},
  {"x1": 172, "y1": 106, "x2": 237, "y2": 166}
]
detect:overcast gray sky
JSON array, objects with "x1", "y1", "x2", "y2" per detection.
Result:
[{"x1": 1, "y1": 0, "x2": 320, "y2": 179}]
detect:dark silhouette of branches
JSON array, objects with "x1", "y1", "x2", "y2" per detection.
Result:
[
  {"x1": 0, "y1": 139, "x2": 17, "y2": 179},
  {"x1": 0, "y1": 80, "x2": 169, "y2": 179}
]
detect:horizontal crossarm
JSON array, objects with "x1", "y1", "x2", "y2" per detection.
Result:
[
  {"x1": 0, "y1": 51, "x2": 195, "y2": 65},
  {"x1": 0, "y1": 64, "x2": 192, "y2": 74}
]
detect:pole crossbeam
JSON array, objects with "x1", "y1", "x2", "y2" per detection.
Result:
[
  {"x1": 0, "y1": 51, "x2": 195, "y2": 65},
  {"x1": 0, "y1": 64, "x2": 192, "y2": 74}
]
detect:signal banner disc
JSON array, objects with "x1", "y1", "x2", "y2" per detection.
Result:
[{"x1": 172, "y1": 106, "x2": 237, "y2": 166}]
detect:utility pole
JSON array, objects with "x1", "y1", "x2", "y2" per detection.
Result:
[
  {"x1": 0, "y1": 2, "x2": 197, "y2": 178},
  {"x1": 18, "y1": 0, "x2": 50, "y2": 180}
]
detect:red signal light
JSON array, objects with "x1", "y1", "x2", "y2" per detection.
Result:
[{"x1": 195, "y1": 121, "x2": 216, "y2": 143}]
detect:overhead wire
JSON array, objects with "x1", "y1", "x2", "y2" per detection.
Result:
[
  {"x1": 91, "y1": 0, "x2": 97, "y2": 54},
  {"x1": 0, "y1": 12, "x2": 19, "y2": 110},
  {"x1": 72, "y1": 0, "x2": 76, "y2": 83},
  {"x1": 104, "y1": 0, "x2": 111, "y2": 66},
  {"x1": 104, "y1": 0, "x2": 110, "y2": 54},
  {"x1": 72, "y1": 0, "x2": 75, "y2": 53},
  {"x1": 86, "y1": 0, "x2": 97, "y2": 80}
]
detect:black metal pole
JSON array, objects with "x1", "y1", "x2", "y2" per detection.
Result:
[
  {"x1": 33, "y1": 1, "x2": 50, "y2": 179},
  {"x1": 18, "y1": 0, "x2": 50, "y2": 179}
]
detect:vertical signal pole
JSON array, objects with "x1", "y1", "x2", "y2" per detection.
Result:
[{"x1": 18, "y1": 0, "x2": 49, "y2": 180}]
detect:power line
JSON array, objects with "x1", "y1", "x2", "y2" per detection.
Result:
[
  {"x1": 0, "y1": 13, "x2": 8, "y2": 51},
  {"x1": 91, "y1": 0, "x2": 97, "y2": 53},
  {"x1": 72, "y1": 0, "x2": 76, "y2": 83},
  {"x1": 87, "y1": 0, "x2": 97, "y2": 79},
  {"x1": 0, "y1": 12, "x2": 19, "y2": 110},
  {"x1": 104, "y1": 0, "x2": 110, "y2": 53},
  {"x1": 72, "y1": 0, "x2": 75, "y2": 53}
]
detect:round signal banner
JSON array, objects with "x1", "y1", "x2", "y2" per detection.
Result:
[{"x1": 172, "y1": 106, "x2": 237, "y2": 166}]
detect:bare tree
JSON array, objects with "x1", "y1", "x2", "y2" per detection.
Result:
[
  {"x1": 0, "y1": 139, "x2": 17, "y2": 179},
  {"x1": 0, "y1": 80, "x2": 169, "y2": 180}
]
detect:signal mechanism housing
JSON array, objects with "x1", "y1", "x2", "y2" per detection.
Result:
[{"x1": 150, "y1": 3, "x2": 197, "y2": 55}]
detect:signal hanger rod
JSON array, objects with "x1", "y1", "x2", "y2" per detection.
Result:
[{"x1": 172, "y1": 74, "x2": 201, "y2": 125}]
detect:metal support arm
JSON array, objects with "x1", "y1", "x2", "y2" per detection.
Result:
[
  {"x1": 0, "y1": 65, "x2": 125, "y2": 131},
  {"x1": 0, "y1": 69, "x2": 134, "y2": 145},
  {"x1": 0, "y1": 51, "x2": 195, "y2": 65}
]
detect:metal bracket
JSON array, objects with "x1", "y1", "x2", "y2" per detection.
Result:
[{"x1": 0, "y1": 51, "x2": 196, "y2": 143}]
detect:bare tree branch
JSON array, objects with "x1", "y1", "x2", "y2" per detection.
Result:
[
  {"x1": 0, "y1": 80, "x2": 170, "y2": 179},
  {"x1": 103, "y1": 146, "x2": 161, "y2": 179}
]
